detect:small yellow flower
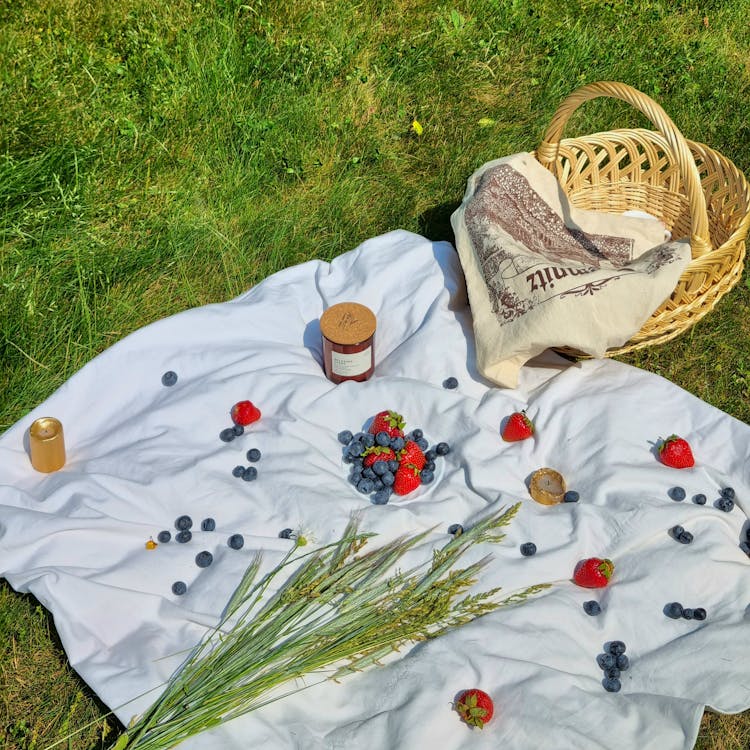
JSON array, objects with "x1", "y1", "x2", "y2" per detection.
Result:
[
  {"x1": 477, "y1": 117, "x2": 496, "y2": 128},
  {"x1": 411, "y1": 119, "x2": 423, "y2": 136},
  {"x1": 145, "y1": 538, "x2": 158, "y2": 550}
]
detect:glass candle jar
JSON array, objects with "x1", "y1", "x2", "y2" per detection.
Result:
[
  {"x1": 529, "y1": 467, "x2": 566, "y2": 505},
  {"x1": 319, "y1": 302, "x2": 376, "y2": 384}
]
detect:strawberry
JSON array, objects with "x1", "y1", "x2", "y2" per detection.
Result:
[
  {"x1": 362, "y1": 446, "x2": 396, "y2": 467},
  {"x1": 369, "y1": 410, "x2": 405, "y2": 438},
  {"x1": 501, "y1": 410, "x2": 534, "y2": 442},
  {"x1": 231, "y1": 400, "x2": 261, "y2": 426},
  {"x1": 398, "y1": 440, "x2": 426, "y2": 470},
  {"x1": 573, "y1": 557, "x2": 614, "y2": 588},
  {"x1": 455, "y1": 688, "x2": 494, "y2": 729},
  {"x1": 658, "y1": 434, "x2": 695, "y2": 469},
  {"x1": 393, "y1": 464, "x2": 422, "y2": 495}
]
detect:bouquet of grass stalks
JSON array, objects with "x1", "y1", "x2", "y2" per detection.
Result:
[{"x1": 110, "y1": 503, "x2": 546, "y2": 749}]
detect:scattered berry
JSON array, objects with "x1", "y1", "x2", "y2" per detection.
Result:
[
  {"x1": 573, "y1": 558, "x2": 614, "y2": 588},
  {"x1": 279, "y1": 528, "x2": 294, "y2": 539},
  {"x1": 369, "y1": 410, "x2": 405, "y2": 438},
  {"x1": 161, "y1": 371, "x2": 178, "y2": 387},
  {"x1": 443, "y1": 377, "x2": 459, "y2": 389},
  {"x1": 716, "y1": 497, "x2": 735, "y2": 512},
  {"x1": 176, "y1": 530, "x2": 192, "y2": 544},
  {"x1": 232, "y1": 424, "x2": 244, "y2": 437},
  {"x1": 448, "y1": 523, "x2": 464, "y2": 536},
  {"x1": 658, "y1": 435, "x2": 694, "y2": 469},
  {"x1": 668, "y1": 486, "x2": 686, "y2": 501},
  {"x1": 615, "y1": 654, "x2": 629, "y2": 671},
  {"x1": 677, "y1": 530, "x2": 694, "y2": 544},
  {"x1": 195, "y1": 551, "x2": 213, "y2": 568},
  {"x1": 337, "y1": 430, "x2": 353, "y2": 445},
  {"x1": 604, "y1": 666, "x2": 621, "y2": 680},
  {"x1": 171, "y1": 581, "x2": 187, "y2": 596},
  {"x1": 692, "y1": 493, "x2": 707, "y2": 505},
  {"x1": 583, "y1": 600, "x2": 601, "y2": 616},
  {"x1": 157, "y1": 530, "x2": 171, "y2": 543},
  {"x1": 175, "y1": 515, "x2": 193, "y2": 531},
  {"x1": 230, "y1": 400, "x2": 261, "y2": 426},
  {"x1": 145, "y1": 539, "x2": 157, "y2": 550},
  {"x1": 219, "y1": 428, "x2": 236, "y2": 443},
  {"x1": 602, "y1": 677, "x2": 621, "y2": 693},
  {"x1": 242, "y1": 466, "x2": 258, "y2": 481},
  {"x1": 501, "y1": 411, "x2": 534, "y2": 442},
  {"x1": 608, "y1": 641, "x2": 626, "y2": 656},
  {"x1": 671, "y1": 524, "x2": 685, "y2": 538},
  {"x1": 693, "y1": 608, "x2": 707, "y2": 620},
  {"x1": 455, "y1": 689, "x2": 494, "y2": 729},
  {"x1": 246, "y1": 448, "x2": 261, "y2": 462},
  {"x1": 720, "y1": 487, "x2": 736, "y2": 500},
  {"x1": 435, "y1": 442, "x2": 450, "y2": 456},
  {"x1": 665, "y1": 602, "x2": 684, "y2": 619},
  {"x1": 682, "y1": 608, "x2": 694, "y2": 619},
  {"x1": 232, "y1": 465, "x2": 245, "y2": 478},
  {"x1": 596, "y1": 653, "x2": 616, "y2": 670},
  {"x1": 520, "y1": 542, "x2": 537, "y2": 557},
  {"x1": 201, "y1": 518, "x2": 216, "y2": 532},
  {"x1": 563, "y1": 491, "x2": 580, "y2": 503},
  {"x1": 227, "y1": 534, "x2": 244, "y2": 550}
]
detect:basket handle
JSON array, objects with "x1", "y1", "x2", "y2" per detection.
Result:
[{"x1": 536, "y1": 81, "x2": 711, "y2": 257}]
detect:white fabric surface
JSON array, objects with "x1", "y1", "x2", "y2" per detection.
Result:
[{"x1": 0, "y1": 230, "x2": 749, "y2": 750}]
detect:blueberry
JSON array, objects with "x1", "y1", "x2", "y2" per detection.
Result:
[
  {"x1": 665, "y1": 602, "x2": 684, "y2": 619},
  {"x1": 448, "y1": 523, "x2": 464, "y2": 536},
  {"x1": 371, "y1": 489, "x2": 391, "y2": 505},
  {"x1": 693, "y1": 608, "x2": 707, "y2": 620},
  {"x1": 670, "y1": 525, "x2": 684, "y2": 538},
  {"x1": 357, "y1": 478, "x2": 375, "y2": 494},
  {"x1": 201, "y1": 518, "x2": 216, "y2": 532},
  {"x1": 361, "y1": 433, "x2": 375, "y2": 448},
  {"x1": 716, "y1": 497, "x2": 735, "y2": 512},
  {"x1": 602, "y1": 677, "x2": 621, "y2": 693},
  {"x1": 387, "y1": 460, "x2": 399, "y2": 472},
  {"x1": 279, "y1": 528, "x2": 293, "y2": 539},
  {"x1": 596, "y1": 653, "x2": 616, "y2": 670},
  {"x1": 349, "y1": 471, "x2": 363, "y2": 486},
  {"x1": 373, "y1": 478, "x2": 384, "y2": 491},
  {"x1": 424, "y1": 460, "x2": 436, "y2": 471},
  {"x1": 720, "y1": 487, "x2": 736, "y2": 500},
  {"x1": 411, "y1": 429, "x2": 424, "y2": 440},
  {"x1": 608, "y1": 641, "x2": 626, "y2": 656},
  {"x1": 347, "y1": 441, "x2": 364, "y2": 457},
  {"x1": 227, "y1": 534, "x2": 244, "y2": 550},
  {"x1": 520, "y1": 542, "x2": 537, "y2": 557},
  {"x1": 604, "y1": 666, "x2": 621, "y2": 680},
  {"x1": 435, "y1": 442, "x2": 450, "y2": 456},
  {"x1": 583, "y1": 600, "x2": 601, "y2": 616},
  {"x1": 381, "y1": 471, "x2": 394, "y2": 486},
  {"x1": 337, "y1": 430, "x2": 353, "y2": 445},
  {"x1": 682, "y1": 608, "x2": 694, "y2": 620},
  {"x1": 242, "y1": 466, "x2": 258, "y2": 481},
  {"x1": 390, "y1": 436, "x2": 405, "y2": 452},
  {"x1": 246, "y1": 448, "x2": 261, "y2": 462},
  {"x1": 375, "y1": 431, "x2": 390, "y2": 446},
  {"x1": 692, "y1": 493, "x2": 707, "y2": 505},
  {"x1": 175, "y1": 515, "x2": 193, "y2": 531},
  {"x1": 232, "y1": 465, "x2": 245, "y2": 478},
  {"x1": 425, "y1": 449, "x2": 437, "y2": 462},
  {"x1": 157, "y1": 530, "x2": 171, "y2": 543},
  {"x1": 195, "y1": 551, "x2": 213, "y2": 568},
  {"x1": 415, "y1": 437, "x2": 429, "y2": 451},
  {"x1": 677, "y1": 530, "x2": 693, "y2": 544},
  {"x1": 420, "y1": 469, "x2": 434, "y2": 484},
  {"x1": 362, "y1": 467, "x2": 376, "y2": 480},
  {"x1": 232, "y1": 424, "x2": 244, "y2": 437},
  {"x1": 353, "y1": 432, "x2": 367, "y2": 443},
  {"x1": 563, "y1": 491, "x2": 580, "y2": 503},
  {"x1": 615, "y1": 654, "x2": 629, "y2": 671},
  {"x1": 171, "y1": 581, "x2": 187, "y2": 596},
  {"x1": 161, "y1": 371, "x2": 178, "y2": 387},
  {"x1": 442, "y1": 377, "x2": 459, "y2": 389},
  {"x1": 372, "y1": 461, "x2": 388, "y2": 476},
  {"x1": 669, "y1": 486, "x2": 686, "y2": 501},
  {"x1": 220, "y1": 428, "x2": 236, "y2": 443},
  {"x1": 176, "y1": 530, "x2": 192, "y2": 544},
  {"x1": 352, "y1": 456, "x2": 364, "y2": 469}
]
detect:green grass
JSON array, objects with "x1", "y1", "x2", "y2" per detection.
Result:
[{"x1": 1, "y1": 0, "x2": 749, "y2": 747}]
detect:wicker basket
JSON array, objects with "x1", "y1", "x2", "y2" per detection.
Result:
[{"x1": 533, "y1": 81, "x2": 750, "y2": 357}]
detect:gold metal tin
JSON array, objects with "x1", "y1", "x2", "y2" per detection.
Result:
[
  {"x1": 29, "y1": 417, "x2": 66, "y2": 473},
  {"x1": 529, "y1": 468, "x2": 566, "y2": 505}
]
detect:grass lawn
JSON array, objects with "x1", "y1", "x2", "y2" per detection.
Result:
[{"x1": 1, "y1": 0, "x2": 749, "y2": 747}]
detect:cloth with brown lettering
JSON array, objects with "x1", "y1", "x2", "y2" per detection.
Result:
[{"x1": 451, "y1": 152, "x2": 691, "y2": 388}]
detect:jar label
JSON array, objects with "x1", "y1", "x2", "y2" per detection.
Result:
[{"x1": 331, "y1": 347, "x2": 372, "y2": 377}]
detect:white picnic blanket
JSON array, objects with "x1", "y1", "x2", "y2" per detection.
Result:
[{"x1": 0, "y1": 230, "x2": 748, "y2": 750}]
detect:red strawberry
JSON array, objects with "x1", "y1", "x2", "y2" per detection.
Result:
[
  {"x1": 501, "y1": 411, "x2": 534, "y2": 442},
  {"x1": 455, "y1": 688, "x2": 494, "y2": 729},
  {"x1": 393, "y1": 464, "x2": 422, "y2": 496},
  {"x1": 398, "y1": 440, "x2": 426, "y2": 470},
  {"x1": 362, "y1": 447, "x2": 396, "y2": 467},
  {"x1": 369, "y1": 410, "x2": 405, "y2": 438},
  {"x1": 231, "y1": 400, "x2": 261, "y2": 426},
  {"x1": 658, "y1": 435, "x2": 694, "y2": 469},
  {"x1": 573, "y1": 558, "x2": 614, "y2": 588}
]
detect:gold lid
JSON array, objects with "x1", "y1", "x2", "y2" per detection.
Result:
[
  {"x1": 529, "y1": 468, "x2": 566, "y2": 506},
  {"x1": 320, "y1": 302, "x2": 376, "y2": 345}
]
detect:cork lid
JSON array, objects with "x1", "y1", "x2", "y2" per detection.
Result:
[{"x1": 320, "y1": 302, "x2": 376, "y2": 345}]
